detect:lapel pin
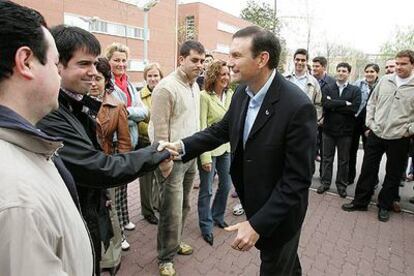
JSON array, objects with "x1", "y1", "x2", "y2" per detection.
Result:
[{"x1": 265, "y1": 109, "x2": 270, "y2": 115}]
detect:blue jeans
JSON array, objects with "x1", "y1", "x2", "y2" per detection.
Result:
[{"x1": 197, "y1": 152, "x2": 231, "y2": 235}]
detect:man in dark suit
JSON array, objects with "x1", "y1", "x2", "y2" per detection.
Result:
[
  {"x1": 317, "y1": 62, "x2": 361, "y2": 198},
  {"x1": 159, "y1": 26, "x2": 316, "y2": 275}
]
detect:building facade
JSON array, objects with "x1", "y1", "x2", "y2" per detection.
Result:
[
  {"x1": 178, "y1": 2, "x2": 252, "y2": 61},
  {"x1": 15, "y1": 0, "x2": 178, "y2": 84}
]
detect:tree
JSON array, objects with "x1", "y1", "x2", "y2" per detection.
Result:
[
  {"x1": 240, "y1": 0, "x2": 286, "y2": 72},
  {"x1": 241, "y1": 0, "x2": 279, "y2": 34},
  {"x1": 380, "y1": 26, "x2": 414, "y2": 57}
]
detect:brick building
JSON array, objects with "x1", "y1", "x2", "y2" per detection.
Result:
[
  {"x1": 178, "y1": 2, "x2": 252, "y2": 61},
  {"x1": 14, "y1": 0, "x2": 178, "y2": 84}
]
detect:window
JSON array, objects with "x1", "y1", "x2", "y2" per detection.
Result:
[
  {"x1": 128, "y1": 59, "x2": 145, "y2": 72},
  {"x1": 216, "y1": 43, "x2": 230, "y2": 54},
  {"x1": 185, "y1": 16, "x2": 196, "y2": 40},
  {"x1": 217, "y1": 21, "x2": 239, "y2": 34},
  {"x1": 64, "y1": 13, "x2": 147, "y2": 40}
]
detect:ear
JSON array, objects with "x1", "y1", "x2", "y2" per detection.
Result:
[
  {"x1": 14, "y1": 46, "x2": 36, "y2": 80},
  {"x1": 178, "y1": 56, "x2": 184, "y2": 66},
  {"x1": 257, "y1": 51, "x2": 270, "y2": 69},
  {"x1": 57, "y1": 62, "x2": 65, "y2": 75}
]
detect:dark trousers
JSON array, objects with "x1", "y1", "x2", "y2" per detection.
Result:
[
  {"x1": 348, "y1": 116, "x2": 367, "y2": 184},
  {"x1": 317, "y1": 126, "x2": 323, "y2": 176},
  {"x1": 321, "y1": 133, "x2": 352, "y2": 189},
  {"x1": 260, "y1": 229, "x2": 302, "y2": 276},
  {"x1": 353, "y1": 133, "x2": 409, "y2": 209}
]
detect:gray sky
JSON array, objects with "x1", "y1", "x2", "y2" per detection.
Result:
[{"x1": 180, "y1": 0, "x2": 414, "y2": 54}]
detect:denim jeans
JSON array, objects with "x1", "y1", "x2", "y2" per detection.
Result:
[
  {"x1": 155, "y1": 160, "x2": 196, "y2": 263},
  {"x1": 197, "y1": 152, "x2": 231, "y2": 235}
]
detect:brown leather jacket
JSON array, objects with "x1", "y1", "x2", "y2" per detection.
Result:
[{"x1": 96, "y1": 92, "x2": 132, "y2": 154}]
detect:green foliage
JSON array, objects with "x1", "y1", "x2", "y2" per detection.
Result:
[
  {"x1": 240, "y1": 0, "x2": 279, "y2": 33},
  {"x1": 380, "y1": 26, "x2": 414, "y2": 57},
  {"x1": 240, "y1": 0, "x2": 286, "y2": 72}
]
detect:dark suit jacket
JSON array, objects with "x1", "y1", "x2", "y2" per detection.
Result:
[
  {"x1": 182, "y1": 72, "x2": 317, "y2": 250},
  {"x1": 322, "y1": 83, "x2": 361, "y2": 137}
]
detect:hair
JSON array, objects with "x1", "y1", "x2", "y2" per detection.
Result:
[
  {"x1": 294, "y1": 48, "x2": 308, "y2": 60},
  {"x1": 50, "y1": 25, "x2": 101, "y2": 67},
  {"x1": 95, "y1": 57, "x2": 114, "y2": 92},
  {"x1": 205, "y1": 53, "x2": 214, "y2": 59},
  {"x1": 179, "y1": 40, "x2": 205, "y2": 58},
  {"x1": 204, "y1": 60, "x2": 228, "y2": 93},
  {"x1": 143, "y1": 62, "x2": 164, "y2": 80},
  {"x1": 312, "y1": 56, "x2": 328, "y2": 68},
  {"x1": 233, "y1": 26, "x2": 281, "y2": 69},
  {"x1": 0, "y1": 1, "x2": 48, "y2": 82},
  {"x1": 336, "y1": 62, "x2": 352, "y2": 73},
  {"x1": 364, "y1": 63, "x2": 380, "y2": 73},
  {"x1": 104, "y1": 42, "x2": 130, "y2": 61},
  {"x1": 396, "y1": 49, "x2": 414, "y2": 64}
]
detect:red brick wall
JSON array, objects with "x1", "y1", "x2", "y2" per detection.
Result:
[
  {"x1": 178, "y1": 2, "x2": 253, "y2": 62},
  {"x1": 14, "y1": 0, "x2": 178, "y2": 83}
]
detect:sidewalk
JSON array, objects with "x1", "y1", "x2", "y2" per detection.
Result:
[{"x1": 109, "y1": 178, "x2": 414, "y2": 276}]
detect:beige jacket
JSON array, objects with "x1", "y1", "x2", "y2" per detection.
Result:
[
  {"x1": 0, "y1": 128, "x2": 93, "y2": 276},
  {"x1": 285, "y1": 71, "x2": 322, "y2": 120},
  {"x1": 149, "y1": 68, "x2": 200, "y2": 143},
  {"x1": 366, "y1": 74, "x2": 414, "y2": 139}
]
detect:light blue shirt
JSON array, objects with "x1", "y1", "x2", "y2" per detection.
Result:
[{"x1": 243, "y1": 70, "x2": 276, "y2": 146}]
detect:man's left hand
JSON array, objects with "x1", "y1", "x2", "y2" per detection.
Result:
[{"x1": 225, "y1": 221, "x2": 259, "y2": 252}]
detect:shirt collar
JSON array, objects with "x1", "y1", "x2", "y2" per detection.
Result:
[
  {"x1": 61, "y1": 87, "x2": 84, "y2": 101},
  {"x1": 336, "y1": 81, "x2": 348, "y2": 89},
  {"x1": 245, "y1": 69, "x2": 276, "y2": 106},
  {"x1": 292, "y1": 71, "x2": 307, "y2": 80}
]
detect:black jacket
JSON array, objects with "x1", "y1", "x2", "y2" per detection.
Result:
[
  {"x1": 322, "y1": 83, "x2": 361, "y2": 137},
  {"x1": 37, "y1": 90, "x2": 170, "y2": 268},
  {"x1": 182, "y1": 72, "x2": 317, "y2": 250}
]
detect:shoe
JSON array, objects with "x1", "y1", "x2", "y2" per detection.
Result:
[
  {"x1": 123, "y1": 222, "x2": 136, "y2": 231},
  {"x1": 202, "y1": 233, "x2": 214, "y2": 246},
  {"x1": 144, "y1": 214, "x2": 159, "y2": 225},
  {"x1": 177, "y1": 242, "x2": 193, "y2": 255},
  {"x1": 121, "y1": 239, "x2": 130, "y2": 251},
  {"x1": 159, "y1": 262, "x2": 176, "y2": 276},
  {"x1": 232, "y1": 203, "x2": 244, "y2": 216},
  {"x1": 315, "y1": 155, "x2": 321, "y2": 162},
  {"x1": 316, "y1": 185, "x2": 329, "y2": 194},
  {"x1": 337, "y1": 188, "x2": 347, "y2": 198},
  {"x1": 392, "y1": 201, "x2": 401, "y2": 213},
  {"x1": 341, "y1": 202, "x2": 368, "y2": 212},
  {"x1": 406, "y1": 174, "x2": 414, "y2": 182},
  {"x1": 214, "y1": 221, "x2": 229, "y2": 229},
  {"x1": 378, "y1": 208, "x2": 390, "y2": 222}
]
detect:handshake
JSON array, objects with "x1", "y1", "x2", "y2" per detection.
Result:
[{"x1": 156, "y1": 140, "x2": 183, "y2": 178}]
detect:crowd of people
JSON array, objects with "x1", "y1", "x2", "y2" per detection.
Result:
[
  {"x1": 1, "y1": 1, "x2": 413, "y2": 276},
  {"x1": 282, "y1": 48, "x2": 414, "y2": 222}
]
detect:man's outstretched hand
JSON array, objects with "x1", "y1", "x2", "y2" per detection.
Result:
[
  {"x1": 157, "y1": 140, "x2": 182, "y2": 157},
  {"x1": 157, "y1": 140, "x2": 182, "y2": 178},
  {"x1": 225, "y1": 221, "x2": 259, "y2": 252}
]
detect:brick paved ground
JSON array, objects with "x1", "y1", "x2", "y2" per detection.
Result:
[{"x1": 105, "y1": 176, "x2": 414, "y2": 276}]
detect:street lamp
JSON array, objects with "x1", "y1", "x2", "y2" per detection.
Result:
[{"x1": 137, "y1": 0, "x2": 160, "y2": 66}]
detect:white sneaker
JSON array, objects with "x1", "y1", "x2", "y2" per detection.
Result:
[
  {"x1": 124, "y1": 222, "x2": 136, "y2": 231},
  {"x1": 121, "y1": 239, "x2": 130, "y2": 251},
  {"x1": 233, "y1": 203, "x2": 245, "y2": 216}
]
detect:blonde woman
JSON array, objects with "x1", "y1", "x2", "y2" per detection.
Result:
[
  {"x1": 138, "y1": 63, "x2": 164, "y2": 225},
  {"x1": 197, "y1": 60, "x2": 233, "y2": 246},
  {"x1": 105, "y1": 43, "x2": 148, "y2": 233}
]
